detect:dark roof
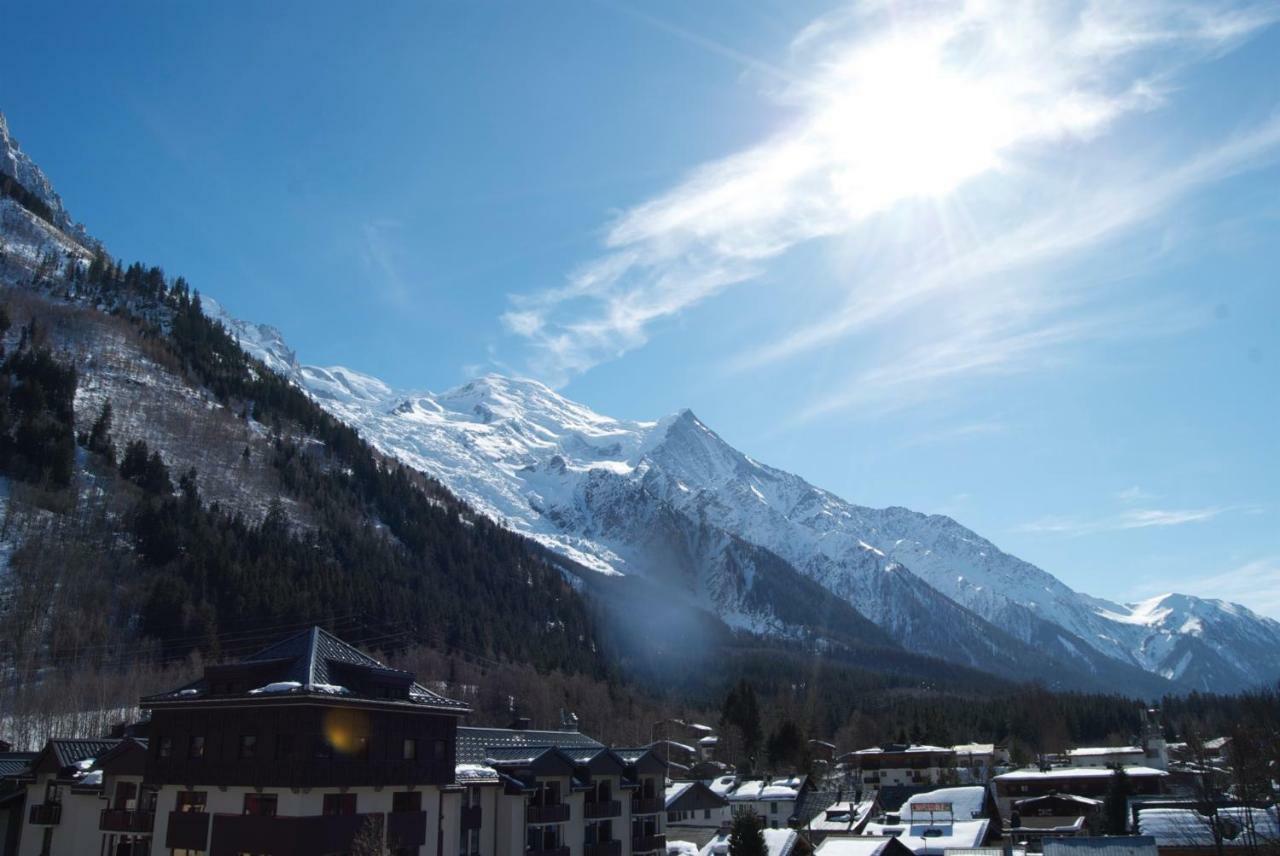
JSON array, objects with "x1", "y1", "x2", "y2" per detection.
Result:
[
  {"x1": 144, "y1": 626, "x2": 469, "y2": 712},
  {"x1": 0, "y1": 753, "x2": 36, "y2": 779},
  {"x1": 794, "y1": 785, "x2": 842, "y2": 826},
  {"x1": 456, "y1": 726, "x2": 603, "y2": 765},
  {"x1": 878, "y1": 784, "x2": 935, "y2": 813},
  {"x1": 50, "y1": 739, "x2": 119, "y2": 769}
]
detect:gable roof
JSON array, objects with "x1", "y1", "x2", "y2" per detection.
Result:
[
  {"x1": 0, "y1": 752, "x2": 36, "y2": 779},
  {"x1": 143, "y1": 626, "x2": 469, "y2": 713},
  {"x1": 32, "y1": 738, "x2": 121, "y2": 777}
]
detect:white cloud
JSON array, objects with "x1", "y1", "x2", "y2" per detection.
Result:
[
  {"x1": 1017, "y1": 505, "x2": 1231, "y2": 535},
  {"x1": 1117, "y1": 486, "x2": 1157, "y2": 502},
  {"x1": 1170, "y1": 557, "x2": 1280, "y2": 619},
  {"x1": 499, "y1": 0, "x2": 1280, "y2": 400}
]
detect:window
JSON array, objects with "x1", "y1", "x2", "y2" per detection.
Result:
[
  {"x1": 158, "y1": 736, "x2": 173, "y2": 759},
  {"x1": 393, "y1": 791, "x2": 422, "y2": 813},
  {"x1": 243, "y1": 793, "x2": 278, "y2": 817},
  {"x1": 113, "y1": 781, "x2": 138, "y2": 811},
  {"x1": 176, "y1": 791, "x2": 207, "y2": 813},
  {"x1": 770, "y1": 802, "x2": 778, "y2": 814},
  {"x1": 356, "y1": 736, "x2": 370, "y2": 760},
  {"x1": 44, "y1": 782, "x2": 61, "y2": 804},
  {"x1": 239, "y1": 735, "x2": 257, "y2": 760},
  {"x1": 434, "y1": 740, "x2": 446, "y2": 761},
  {"x1": 704, "y1": 809, "x2": 712, "y2": 819},
  {"x1": 275, "y1": 734, "x2": 294, "y2": 761},
  {"x1": 188, "y1": 735, "x2": 205, "y2": 759},
  {"x1": 323, "y1": 793, "x2": 358, "y2": 815},
  {"x1": 403, "y1": 738, "x2": 417, "y2": 761}
]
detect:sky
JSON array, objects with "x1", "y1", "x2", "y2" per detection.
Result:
[{"x1": 2, "y1": 1, "x2": 1278, "y2": 616}]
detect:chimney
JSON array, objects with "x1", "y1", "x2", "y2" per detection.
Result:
[{"x1": 560, "y1": 709, "x2": 580, "y2": 732}]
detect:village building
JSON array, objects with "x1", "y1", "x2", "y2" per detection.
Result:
[
  {"x1": 665, "y1": 781, "x2": 730, "y2": 830},
  {"x1": 1135, "y1": 806, "x2": 1280, "y2": 855},
  {"x1": 726, "y1": 776, "x2": 807, "y2": 829},
  {"x1": 950, "y1": 744, "x2": 1007, "y2": 783},
  {"x1": 991, "y1": 767, "x2": 1168, "y2": 821},
  {"x1": 700, "y1": 826, "x2": 800, "y2": 856},
  {"x1": 839, "y1": 745, "x2": 957, "y2": 789},
  {"x1": 1041, "y1": 836, "x2": 1159, "y2": 856},
  {"x1": 815, "y1": 836, "x2": 914, "y2": 856}
]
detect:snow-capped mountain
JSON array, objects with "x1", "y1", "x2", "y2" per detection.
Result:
[
  {"x1": 208, "y1": 314, "x2": 1280, "y2": 693},
  {"x1": 0, "y1": 113, "x2": 91, "y2": 246}
]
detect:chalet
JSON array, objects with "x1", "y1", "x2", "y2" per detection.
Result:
[
  {"x1": 1008, "y1": 794, "x2": 1100, "y2": 834},
  {"x1": 450, "y1": 725, "x2": 665, "y2": 856},
  {"x1": 665, "y1": 781, "x2": 730, "y2": 829},
  {"x1": 814, "y1": 836, "x2": 914, "y2": 856},
  {"x1": 1066, "y1": 748, "x2": 1147, "y2": 769},
  {"x1": 141, "y1": 626, "x2": 472, "y2": 855},
  {"x1": 727, "y1": 776, "x2": 806, "y2": 829},
  {"x1": 701, "y1": 827, "x2": 800, "y2": 856},
  {"x1": 17, "y1": 738, "x2": 124, "y2": 856},
  {"x1": 860, "y1": 786, "x2": 995, "y2": 856},
  {"x1": 839, "y1": 745, "x2": 956, "y2": 789},
  {"x1": 803, "y1": 796, "x2": 879, "y2": 841},
  {"x1": 950, "y1": 744, "x2": 1007, "y2": 783},
  {"x1": 991, "y1": 767, "x2": 1167, "y2": 820}
]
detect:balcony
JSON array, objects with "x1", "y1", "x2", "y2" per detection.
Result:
[
  {"x1": 585, "y1": 800, "x2": 622, "y2": 819},
  {"x1": 631, "y1": 797, "x2": 664, "y2": 815},
  {"x1": 208, "y1": 812, "x2": 382, "y2": 855},
  {"x1": 586, "y1": 841, "x2": 622, "y2": 856},
  {"x1": 527, "y1": 848, "x2": 570, "y2": 856},
  {"x1": 165, "y1": 811, "x2": 210, "y2": 851},
  {"x1": 526, "y1": 803, "x2": 570, "y2": 824},
  {"x1": 388, "y1": 810, "x2": 428, "y2": 849},
  {"x1": 100, "y1": 808, "x2": 155, "y2": 833},
  {"x1": 633, "y1": 834, "x2": 667, "y2": 853},
  {"x1": 28, "y1": 803, "x2": 61, "y2": 825},
  {"x1": 462, "y1": 804, "x2": 483, "y2": 830}
]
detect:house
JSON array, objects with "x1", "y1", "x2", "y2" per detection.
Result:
[
  {"x1": 1041, "y1": 836, "x2": 1159, "y2": 856},
  {"x1": 839, "y1": 746, "x2": 957, "y2": 789},
  {"x1": 815, "y1": 836, "x2": 914, "y2": 856},
  {"x1": 140, "y1": 625, "x2": 472, "y2": 856},
  {"x1": 802, "y1": 797, "x2": 878, "y2": 840},
  {"x1": 1008, "y1": 793, "x2": 1100, "y2": 836},
  {"x1": 666, "y1": 781, "x2": 730, "y2": 829},
  {"x1": 0, "y1": 751, "x2": 37, "y2": 856},
  {"x1": 727, "y1": 777, "x2": 806, "y2": 829},
  {"x1": 1066, "y1": 747, "x2": 1147, "y2": 769},
  {"x1": 950, "y1": 744, "x2": 1007, "y2": 783},
  {"x1": 16, "y1": 737, "x2": 125, "y2": 856},
  {"x1": 991, "y1": 767, "x2": 1168, "y2": 820},
  {"x1": 697, "y1": 737, "x2": 719, "y2": 763},
  {"x1": 860, "y1": 786, "x2": 994, "y2": 856},
  {"x1": 1136, "y1": 806, "x2": 1280, "y2": 855}
]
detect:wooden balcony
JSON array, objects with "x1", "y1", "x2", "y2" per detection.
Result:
[
  {"x1": 100, "y1": 808, "x2": 155, "y2": 833},
  {"x1": 586, "y1": 840, "x2": 622, "y2": 856},
  {"x1": 208, "y1": 811, "x2": 383, "y2": 855},
  {"x1": 526, "y1": 803, "x2": 570, "y2": 824},
  {"x1": 462, "y1": 804, "x2": 483, "y2": 830},
  {"x1": 585, "y1": 800, "x2": 621, "y2": 819},
  {"x1": 633, "y1": 834, "x2": 666, "y2": 853},
  {"x1": 28, "y1": 803, "x2": 61, "y2": 825},
  {"x1": 165, "y1": 811, "x2": 210, "y2": 851},
  {"x1": 631, "y1": 797, "x2": 664, "y2": 815}
]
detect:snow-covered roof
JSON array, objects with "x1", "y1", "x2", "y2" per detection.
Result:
[
  {"x1": 1138, "y1": 807, "x2": 1280, "y2": 847},
  {"x1": 807, "y1": 798, "x2": 878, "y2": 832},
  {"x1": 851, "y1": 745, "x2": 954, "y2": 756},
  {"x1": 709, "y1": 775, "x2": 738, "y2": 797},
  {"x1": 995, "y1": 766, "x2": 1167, "y2": 781},
  {"x1": 666, "y1": 782, "x2": 693, "y2": 807},
  {"x1": 455, "y1": 763, "x2": 500, "y2": 784},
  {"x1": 900, "y1": 787, "x2": 987, "y2": 821},
  {"x1": 862, "y1": 819, "x2": 990, "y2": 855},
  {"x1": 699, "y1": 736, "x2": 719, "y2": 745},
  {"x1": 952, "y1": 743, "x2": 995, "y2": 755},
  {"x1": 1067, "y1": 746, "x2": 1143, "y2": 757},
  {"x1": 815, "y1": 838, "x2": 903, "y2": 856},
  {"x1": 730, "y1": 776, "x2": 803, "y2": 801}
]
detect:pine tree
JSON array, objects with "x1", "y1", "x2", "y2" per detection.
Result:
[
  {"x1": 728, "y1": 809, "x2": 767, "y2": 856},
  {"x1": 1105, "y1": 765, "x2": 1132, "y2": 834}
]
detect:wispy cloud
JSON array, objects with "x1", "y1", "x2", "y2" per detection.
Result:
[
  {"x1": 1117, "y1": 485, "x2": 1158, "y2": 503},
  {"x1": 1166, "y1": 557, "x2": 1280, "y2": 619},
  {"x1": 500, "y1": 0, "x2": 1280, "y2": 401},
  {"x1": 1017, "y1": 505, "x2": 1232, "y2": 535}
]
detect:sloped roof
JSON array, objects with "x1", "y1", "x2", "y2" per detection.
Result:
[
  {"x1": 144, "y1": 626, "x2": 468, "y2": 712},
  {"x1": 0, "y1": 752, "x2": 36, "y2": 779},
  {"x1": 1042, "y1": 837, "x2": 1157, "y2": 856},
  {"x1": 455, "y1": 726, "x2": 603, "y2": 765},
  {"x1": 901, "y1": 787, "x2": 988, "y2": 821},
  {"x1": 47, "y1": 738, "x2": 120, "y2": 771}
]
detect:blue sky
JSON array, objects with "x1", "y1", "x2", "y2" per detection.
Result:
[{"x1": 2, "y1": 1, "x2": 1278, "y2": 615}]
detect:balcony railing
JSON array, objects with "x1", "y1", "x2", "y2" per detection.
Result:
[
  {"x1": 527, "y1": 847, "x2": 570, "y2": 856},
  {"x1": 166, "y1": 811, "x2": 210, "y2": 850},
  {"x1": 100, "y1": 808, "x2": 155, "y2": 833},
  {"x1": 585, "y1": 800, "x2": 621, "y2": 819},
  {"x1": 633, "y1": 834, "x2": 667, "y2": 853},
  {"x1": 28, "y1": 803, "x2": 61, "y2": 825},
  {"x1": 462, "y1": 804, "x2": 483, "y2": 830},
  {"x1": 526, "y1": 803, "x2": 570, "y2": 824},
  {"x1": 632, "y1": 797, "x2": 664, "y2": 815},
  {"x1": 586, "y1": 840, "x2": 622, "y2": 856}
]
